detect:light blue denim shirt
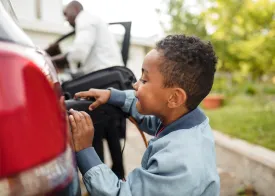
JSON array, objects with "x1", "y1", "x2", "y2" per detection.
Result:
[{"x1": 76, "y1": 89, "x2": 220, "y2": 196}]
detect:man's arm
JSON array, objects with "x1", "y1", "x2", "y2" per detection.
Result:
[
  {"x1": 67, "y1": 24, "x2": 96, "y2": 67},
  {"x1": 51, "y1": 53, "x2": 69, "y2": 70}
]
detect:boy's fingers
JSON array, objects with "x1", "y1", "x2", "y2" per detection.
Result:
[
  {"x1": 79, "y1": 112, "x2": 89, "y2": 129},
  {"x1": 88, "y1": 100, "x2": 101, "y2": 111},
  {"x1": 69, "y1": 109, "x2": 83, "y2": 125},
  {"x1": 80, "y1": 111, "x2": 93, "y2": 128},
  {"x1": 74, "y1": 89, "x2": 98, "y2": 99},
  {"x1": 69, "y1": 115, "x2": 76, "y2": 130},
  {"x1": 74, "y1": 91, "x2": 89, "y2": 99},
  {"x1": 77, "y1": 111, "x2": 86, "y2": 127},
  {"x1": 74, "y1": 91, "x2": 95, "y2": 99}
]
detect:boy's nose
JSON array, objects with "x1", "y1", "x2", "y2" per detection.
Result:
[{"x1": 132, "y1": 81, "x2": 139, "y2": 91}]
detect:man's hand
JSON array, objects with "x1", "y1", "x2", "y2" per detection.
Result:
[
  {"x1": 45, "y1": 43, "x2": 61, "y2": 56},
  {"x1": 51, "y1": 54, "x2": 67, "y2": 62},
  {"x1": 68, "y1": 109, "x2": 94, "y2": 152},
  {"x1": 75, "y1": 89, "x2": 111, "y2": 111}
]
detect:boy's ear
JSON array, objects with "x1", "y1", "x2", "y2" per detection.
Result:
[{"x1": 167, "y1": 88, "x2": 187, "y2": 108}]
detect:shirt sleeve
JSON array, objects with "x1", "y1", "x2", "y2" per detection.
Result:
[
  {"x1": 66, "y1": 21, "x2": 96, "y2": 69},
  {"x1": 107, "y1": 88, "x2": 160, "y2": 136}
]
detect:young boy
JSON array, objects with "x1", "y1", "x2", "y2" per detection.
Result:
[{"x1": 69, "y1": 34, "x2": 220, "y2": 196}]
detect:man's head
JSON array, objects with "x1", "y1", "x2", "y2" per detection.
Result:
[
  {"x1": 63, "y1": 1, "x2": 83, "y2": 28},
  {"x1": 133, "y1": 34, "x2": 217, "y2": 118}
]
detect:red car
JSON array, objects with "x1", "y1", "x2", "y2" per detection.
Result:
[{"x1": 0, "y1": 0, "x2": 81, "y2": 195}]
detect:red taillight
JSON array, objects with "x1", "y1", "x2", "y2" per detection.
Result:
[
  {"x1": 0, "y1": 44, "x2": 67, "y2": 178},
  {"x1": 0, "y1": 145, "x2": 74, "y2": 196}
]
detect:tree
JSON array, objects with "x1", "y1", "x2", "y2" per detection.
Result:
[
  {"x1": 206, "y1": 0, "x2": 275, "y2": 78},
  {"x1": 156, "y1": 0, "x2": 208, "y2": 38},
  {"x1": 158, "y1": 0, "x2": 275, "y2": 78}
]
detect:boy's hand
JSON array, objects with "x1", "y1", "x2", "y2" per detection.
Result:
[
  {"x1": 74, "y1": 89, "x2": 111, "y2": 110},
  {"x1": 68, "y1": 109, "x2": 94, "y2": 152}
]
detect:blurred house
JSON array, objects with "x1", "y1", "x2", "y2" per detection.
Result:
[{"x1": 10, "y1": 0, "x2": 156, "y2": 78}]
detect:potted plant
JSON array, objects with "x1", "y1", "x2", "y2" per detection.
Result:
[
  {"x1": 202, "y1": 76, "x2": 227, "y2": 109},
  {"x1": 202, "y1": 94, "x2": 224, "y2": 109}
]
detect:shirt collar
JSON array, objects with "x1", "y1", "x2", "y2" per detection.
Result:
[{"x1": 157, "y1": 107, "x2": 207, "y2": 138}]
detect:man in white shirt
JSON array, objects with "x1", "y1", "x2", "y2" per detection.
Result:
[
  {"x1": 52, "y1": 1, "x2": 123, "y2": 74},
  {"x1": 52, "y1": 1, "x2": 125, "y2": 179}
]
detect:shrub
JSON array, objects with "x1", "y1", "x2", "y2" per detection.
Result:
[
  {"x1": 263, "y1": 86, "x2": 275, "y2": 95},
  {"x1": 245, "y1": 85, "x2": 257, "y2": 96}
]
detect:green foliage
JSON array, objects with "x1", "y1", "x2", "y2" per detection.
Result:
[
  {"x1": 210, "y1": 72, "x2": 275, "y2": 98},
  {"x1": 244, "y1": 84, "x2": 257, "y2": 96},
  {"x1": 263, "y1": 85, "x2": 275, "y2": 95},
  {"x1": 207, "y1": 0, "x2": 275, "y2": 78},
  {"x1": 237, "y1": 186, "x2": 258, "y2": 196},
  {"x1": 205, "y1": 93, "x2": 275, "y2": 150},
  {"x1": 156, "y1": 0, "x2": 208, "y2": 38},
  {"x1": 157, "y1": 0, "x2": 275, "y2": 78},
  {"x1": 211, "y1": 77, "x2": 228, "y2": 94}
]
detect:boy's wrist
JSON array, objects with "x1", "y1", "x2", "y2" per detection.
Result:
[
  {"x1": 76, "y1": 147, "x2": 102, "y2": 175},
  {"x1": 107, "y1": 88, "x2": 126, "y2": 107}
]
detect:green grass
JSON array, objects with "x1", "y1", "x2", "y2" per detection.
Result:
[{"x1": 204, "y1": 94, "x2": 275, "y2": 150}]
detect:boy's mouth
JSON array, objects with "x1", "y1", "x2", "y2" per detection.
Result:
[{"x1": 134, "y1": 92, "x2": 139, "y2": 100}]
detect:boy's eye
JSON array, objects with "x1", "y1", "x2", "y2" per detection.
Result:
[{"x1": 139, "y1": 78, "x2": 147, "y2": 84}]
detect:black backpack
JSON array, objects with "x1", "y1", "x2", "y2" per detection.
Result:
[{"x1": 63, "y1": 66, "x2": 136, "y2": 139}]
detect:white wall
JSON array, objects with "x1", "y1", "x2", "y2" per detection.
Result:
[
  {"x1": 127, "y1": 44, "x2": 147, "y2": 79},
  {"x1": 11, "y1": 0, "x2": 37, "y2": 21},
  {"x1": 40, "y1": 0, "x2": 64, "y2": 24},
  {"x1": 11, "y1": 0, "x2": 64, "y2": 24}
]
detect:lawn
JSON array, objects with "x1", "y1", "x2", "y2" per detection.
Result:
[{"x1": 204, "y1": 94, "x2": 275, "y2": 150}]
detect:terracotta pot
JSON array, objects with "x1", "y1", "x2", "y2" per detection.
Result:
[{"x1": 202, "y1": 95, "x2": 224, "y2": 109}]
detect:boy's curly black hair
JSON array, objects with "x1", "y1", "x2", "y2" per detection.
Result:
[{"x1": 156, "y1": 34, "x2": 217, "y2": 110}]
